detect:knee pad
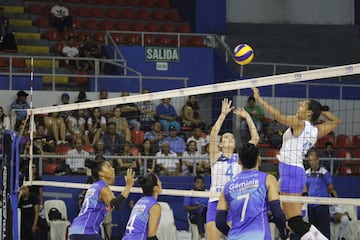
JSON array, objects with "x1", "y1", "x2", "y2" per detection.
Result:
[{"x1": 288, "y1": 216, "x2": 310, "y2": 237}]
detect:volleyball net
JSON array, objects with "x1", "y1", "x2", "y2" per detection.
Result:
[{"x1": 16, "y1": 62, "x2": 360, "y2": 209}]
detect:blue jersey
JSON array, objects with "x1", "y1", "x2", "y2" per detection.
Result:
[
  {"x1": 69, "y1": 180, "x2": 109, "y2": 236},
  {"x1": 306, "y1": 166, "x2": 333, "y2": 206},
  {"x1": 123, "y1": 196, "x2": 158, "y2": 240},
  {"x1": 223, "y1": 170, "x2": 271, "y2": 240}
]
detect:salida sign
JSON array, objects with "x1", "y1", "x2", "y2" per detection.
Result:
[{"x1": 145, "y1": 47, "x2": 180, "y2": 62}]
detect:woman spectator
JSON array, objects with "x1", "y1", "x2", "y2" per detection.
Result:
[
  {"x1": 181, "y1": 140, "x2": 201, "y2": 176},
  {"x1": 87, "y1": 107, "x2": 107, "y2": 146},
  {"x1": 181, "y1": 95, "x2": 204, "y2": 129},
  {"x1": 108, "y1": 106, "x2": 131, "y2": 142},
  {"x1": 140, "y1": 138, "x2": 156, "y2": 174},
  {"x1": 44, "y1": 110, "x2": 67, "y2": 145},
  {"x1": 156, "y1": 98, "x2": 181, "y2": 133},
  {"x1": 66, "y1": 109, "x2": 89, "y2": 145},
  {"x1": 116, "y1": 141, "x2": 139, "y2": 175}
]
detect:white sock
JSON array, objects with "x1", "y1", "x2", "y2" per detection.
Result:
[{"x1": 300, "y1": 225, "x2": 329, "y2": 240}]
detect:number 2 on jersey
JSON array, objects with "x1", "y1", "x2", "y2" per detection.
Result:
[
  {"x1": 126, "y1": 214, "x2": 136, "y2": 234},
  {"x1": 236, "y1": 193, "x2": 250, "y2": 222}
]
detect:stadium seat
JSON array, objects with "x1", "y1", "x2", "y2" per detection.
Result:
[
  {"x1": 128, "y1": 0, "x2": 141, "y2": 7},
  {"x1": 74, "y1": 6, "x2": 91, "y2": 17},
  {"x1": 352, "y1": 149, "x2": 360, "y2": 159},
  {"x1": 61, "y1": 29, "x2": 75, "y2": 40},
  {"x1": 77, "y1": 31, "x2": 92, "y2": 41},
  {"x1": 35, "y1": 16, "x2": 51, "y2": 27},
  {"x1": 71, "y1": 18, "x2": 83, "y2": 29},
  {"x1": 44, "y1": 200, "x2": 71, "y2": 240},
  {"x1": 167, "y1": 11, "x2": 182, "y2": 22},
  {"x1": 94, "y1": 31, "x2": 106, "y2": 44},
  {"x1": 12, "y1": 58, "x2": 26, "y2": 68},
  {"x1": 265, "y1": 148, "x2": 279, "y2": 164},
  {"x1": 158, "y1": 35, "x2": 174, "y2": 46},
  {"x1": 161, "y1": 22, "x2": 176, "y2": 32},
  {"x1": 131, "y1": 130, "x2": 145, "y2": 145},
  {"x1": 53, "y1": 42, "x2": 65, "y2": 55},
  {"x1": 188, "y1": 36, "x2": 206, "y2": 47},
  {"x1": 142, "y1": 0, "x2": 156, "y2": 8},
  {"x1": 127, "y1": 34, "x2": 141, "y2": 45},
  {"x1": 315, "y1": 134, "x2": 335, "y2": 148},
  {"x1": 106, "y1": 8, "x2": 122, "y2": 19},
  {"x1": 336, "y1": 149, "x2": 352, "y2": 159},
  {"x1": 179, "y1": 36, "x2": 190, "y2": 46},
  {"x1": 28, "y1": 4, "x2": 43, "y2": 15},
  {"x1": 335, "y1": 134, "x2": 352, "y2": 148},
  {"x1": 157, "y1": 0, "x2": 172, "y2": 8},
  {"x1": 151, "y1": 10, "x2": 167, "y2": 21},
  {"x1": 144, "y1": 34, "x2": 157, "y2": 45},
  {"x1": 352, "y1": 135, "x2": 360, "y2": 148},
  {"x1": 83, "y1": 19, "x2": 99, "y2": 30},
  {"x1": 67, "y1": 0, "x2": 82, "y2": 3},
  {"x1": 131, "y1": 21, "x2": 145, "y2": 31},
  {"x1": 98, "y1": 20, "x2": 115, "y2": 31},
  {"x1": 177, "y1": 23, "x2": 192, "y2": 33},
  {"x1": 114, "y1": 20, "x2": 130, "y2": 31},
  {"x1": 112, "y1": 0, "x2": 127, "y2": 6},
  {"x1": 44, "y1": 163, "x2": 60, "y2": 175},
  {"x1": 100, "y1": 0, "x2": 112, "y2": 5},
  {"x1": 111, "y1": 33, "x2": 128, "y2": 44},
  {"x1": 137, "y1": 9, "x2": 152, "y2": 20},
  {"x1": 91, "y1": 7, "x2": 107, "y2": 18},
  {"x1": 55, "y1": 145, "x2": 72, "y2": 155},
  {"x1": 45, "y1": 29, "x2": 62, "y2": 41},
  {"x1": 121, "y1": 9, "x2": 137, "y2": 20},
  {"x1": 83, "y1": 145, "x2": 95, "y2": 154},
  {"x1": 145, "y1": 22, "x2": 161, "y2": 32},
  {"x1": 0, "y1": 58, "x2": 8, "y2": 67},
  {"x1": 82, "y1": 0, "x2": 96, "y2": 4}
]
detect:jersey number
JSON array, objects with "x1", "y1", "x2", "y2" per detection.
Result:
[
  {"x1": 236, "y1": 193, "x2": 250, "y2": 222},
  {"x1": 225, "y1": 165, "x2": 233, "y2": 179},
  {"x1": 126, "y1": 214, "x2": 137, "y2": 234},
  {"x1": 79, "y1": 198, "x2": 89, "y2": 216}
]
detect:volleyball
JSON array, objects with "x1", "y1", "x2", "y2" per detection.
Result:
[{"x1": 233, "y1": 44, "x2": 254, "y2": 65}]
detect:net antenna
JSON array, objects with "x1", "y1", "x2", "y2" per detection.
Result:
[
  {"x1": 29, "y1": 56, "x2": 35, "y2": 184},
  {"x1": 23, "y1": 63, "x2": 360, "y2": 207}
]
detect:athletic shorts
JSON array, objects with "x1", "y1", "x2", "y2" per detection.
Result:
[
  {"x1": 279, "y1": 163, "x2": 306, "y2": 194},
  {"x1": 206, "y1": 201, "x2": 232, "y2": 223}
]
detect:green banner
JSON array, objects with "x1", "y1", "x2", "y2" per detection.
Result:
[{"x1": 145, "y1": 47, "x2": 180, "y2": 62}]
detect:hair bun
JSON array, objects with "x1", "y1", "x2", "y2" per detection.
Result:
[{"x1": 321, "y1": 105, "x2": 329, "y2": 111}]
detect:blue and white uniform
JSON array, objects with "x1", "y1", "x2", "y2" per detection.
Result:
[
  {"x1": 123, "y1": 196, "x2": 158, "y2": 240},
  {"x1": 278, "y1": 121, "x2": 318, "y2": 193},
  {"x1": 207, "y1": 153, "x2": 241, "y2": 222},
  {"x1": 69, "y1": 180, "x2": 109, "y2": 238},
  {"x1": 223, "y1": 170, "x2": 270, "y2": 240}
]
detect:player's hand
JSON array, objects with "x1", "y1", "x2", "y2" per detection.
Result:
[
  {"x1": 233, "y1": 107, "x2": 250, "y2": 119},
  {"x1": 251, "y1": 87, "x2": 260, "y2": 99},
  {"x1": 221, "y1": 98, "x2": 235, "y2": 116},
  {"x1": 124, "y1": 168, "x2": 136, "y2": 188}
]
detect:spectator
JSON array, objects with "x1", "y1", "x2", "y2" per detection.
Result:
[
  {"x1": 118, "y1": 92, "x2": 141, "y2": 131},
  {"x1": 74, "y1": 91, "x2": 91, "y2": 119},
  {"x1": 33, "y1": 124, "x2": 56, "y2": 153},
  {"x1": 159, "y1": 125, "x2": 186, "y2": 156},
  {"x1": 155, "y1": 141, "x2": 179, "y2": 176},
  {"x1": 266, "y1": 119, "x2": 287, "y2": 149},
  {"x1": 66, "y1": 109, "x2": 89, "y2": 146},
  {"x1": 93, "y1": 138, "x2": 111, "y2": 156},
  {"x1": 329, "y1": 205, "x2": 352, "y2": 240},
  {"x1": 304, "y1": 149, "x2": 338, "y2": 239},
  {"x1": 156, "y1": 98, "x2": 181, "y2": 133},
  {"x1": 115, "y1": 141, "x2": 138, "y2": 175},
  {"x1": 87, "y1": 107, "x2": 107, "y2": 146},
  {"x1": 144, "y1": 121, "x2": 165, "y2": 153},
  {"x1": 44, "y1": 110, "x2": 67, "y2": 145},
  {"x1": 80, "y1": 34, "x2": 106, "y2": 73},
  {"x1": 99, "y1": 89, "x2": 114, "y2": 119},
  {"x1": 187, "y1": 126, "x2": 207, "y2": 155},
  {"x1": 182, "y1": 140, "x2": 202, "y2": 176},
  {"x1": 240, "y1": 96, "x2": 264, "y2": 143},
  {"x1": 0, "y1": 7, "x2": 9, "y2": 42},
  {"x1": 65, "y1": 137, "x2": 90, "y2": 175},
  {"x1": 108, "y1": 106, "x2": 131, "y2": 142},
  {"x1": 140, "y1": 138, "x2": 156, "y2": 174},
  {"x1": 184, "y1": 176, "x2": 208, "y2": 240},
  {"x1": 181, "y1": 95, "x2": 204, "y2": 129},
  {"x1": 10, "y1": 90, "x2": 30, "y2": 127},
  {"x1": 18, "y1": 186, "x2": 40, "y2": 240},
  {"x1": 320, "y1": 142, "x2": 338, "y2": 174},
  {"x1": 61, "y1": 36, "x2": 80, "y2": 69},
  {"x1": 0, "y1": 106, "x2": 11, "y2": 141},
  {"x1": 101, "y1": 121, "x2": 125, "y2": 155},
  {"x1": 50, "y1": 0, "x2": 72, "y2": 32},
  {"x1": 136, "y1": 89, "x2": 157, "y2": 131},
  {"x1": 59, "y1": 92, "x2": 72, "y2": 120}
]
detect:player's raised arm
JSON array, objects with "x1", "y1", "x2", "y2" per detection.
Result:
[{"x1": 233, "y1": 107, "x2": 259, "y2": 145}]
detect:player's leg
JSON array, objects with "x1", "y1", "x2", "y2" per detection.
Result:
[{"x1": 206, "y1": 201, "x2": 222, "y2": 240}]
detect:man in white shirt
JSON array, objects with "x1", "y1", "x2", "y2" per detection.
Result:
[
  {"x1": 155, "y1": 141, "x2": 179, "y2": 176},
  {"x1": 66, "y1": 137, "x2": 90, "y2": 174}
]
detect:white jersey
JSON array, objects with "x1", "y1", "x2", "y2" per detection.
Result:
[
  {"x1": 278, "y1": 121, "x2": 318, "y2": 168},
  {"x1": 209, "y1": 153, "x2": 241, "y2": 202}
]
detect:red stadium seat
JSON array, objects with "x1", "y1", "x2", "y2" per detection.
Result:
[
  {"x1": 127, "y1": 34, "x2": 141, "y2": 45},
  {"x1": 179, "y1": 36, "x2": 189, "y2": 46},
  {"x1": 53, "y1": 41, "x2": 65, "y2": 55},
  {"x1": 167, "y1": 11, "x2": 182, "y2": 22},
  {"x1": 315, "y1": 134, "x2": 335, "y2": 148},
  {"x1": 83, "y1": 145, "x2": 95, "y2": 154},
  {"x1": 111, "y1": 33, "x2": 128, "y2": 44},
  {"x1": 157, "y1": 0, "x2": 172, "y2": 8},
  {"x1": 151, "y1": 10, "x2": 167, "y2": 21},
  {"x1": 188, "y1": 36, "x2": 206, "y2": 47},
  {"x1": 335, "y1": 134, "x2": 352, "y2": 148},
  {"x1": 142, "y1": 0, "x2": 156, "y2": 8},
  {"x1": 112, "y1": 0, "x2": 127, "y2": 6},
  {"x1": 90, "y1": 7, "x2": 107, "y2": 18},
  {"x1": 131, "y1": 21, "x2": 145, "y2": 31},
  {"x1": 128, "y1": 0, "x2": 141, "y2": 7},
  {"x1": 131, "y1": 130, "x2": 145, "y2": 145},
  {"x1": 114, "y1": 20, "x2": 130, "y2": 31},
  {"x1": 28, "y1": 4, "x2": 43, "y2": 15},
  {"x1": 101, "y1": 0, "x2": 112, "y2": 5},
  {"x1": 82, "y1": 0, "x2": 96, "y2": 4},
  {"x1": 158, "y1": 35, "x2": 174, "y2": 46},
  {"x1": 44, "y1": 163, "x2": 60, "y2": 175},
  {"x1": 0, "y1": 58, "x2": 8, "y2": 67},
  {"x1": 177, "y1": 23, "x2": 192, "y2": 33},
  {"x1": 77, "y1": 31, "x2": 92, "y2": 41},
  {"x1": 83, "y1": 19, "x2": 99, "y2": 30},
  {"x1": 352, "y1": 135, "x2": 360, "y2": 148},
  {"x1": 161, "y1": 22, "x2": 176, "y2": 32},
  {"x1": 121, "y1": 9, "x2": 137, "y2": 20},
  {"x1": 98, "y1": 20, "x2": 115, "y2": 31},
  {"x1": 145, "y1": 22, "x2": 161, "y2": 32},
  {"x1": 61, "y1": 30, "x2": 75, "y2": 41},
  {"x1": 106, "y1": 8, "x2": 122, "y2": 19},
  {"x1": 71, "y1": 18, "x2": 83, "y2": 29},
  {"x1": 265, "y1": 148, "x2": 279, "y2": 164},
  {"x1": 336, "y1": 149, "x2": 352, "y2": 159},
  {"x1": 352, "y1": 149, "x2": 360, "y2": 159},
  {"x1": 35, "y1": 16, "x2": 51, "y2": 27},
  {"x1": 137, "y1": 9, "x2": 152, "y2": 20},
  {"x1": 144, "y1": 35, "x2": 157, "y2": 45},
  {"x1": 12, "y1": 58, "x2": 26, "y2": 68},
  {"x1": 45, "y1": 29, "x2": 61, "y2": 41},
  {"x1": 94, "y1": 31, "x2": 106, "y2": 44},
  {"x1": 55, "y1": 145, "x2": 72, "y2": 155},
  {"x1": 74, "y1": 6, "x2": 91, "y2": 17}
]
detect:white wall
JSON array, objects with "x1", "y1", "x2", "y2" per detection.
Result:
[{"x1": 227, "y1": 0, "x2": 355, "y2": 25}]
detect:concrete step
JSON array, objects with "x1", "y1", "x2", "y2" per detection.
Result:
[
  {"x1": 17, "y1": 45, "x2": 50, "y2": 54},
  {"x1": 43, "y1": 75, "x2": 69, "y2": 84},
  {"x1": 3, "y1": 5, "x2": 24, "y2": 14},
  {"x1": 7, "y1": 13, "x2": 31, "y2": 19},
  {"x1": 9, "y1": 19, "x2": 33, "y2": 26},
  {"x1": 16, "y1": 38, "x2": 48, "y2": 46},
  {"x1": 25, "y1": 59, "x2": 60, "y2": 68},
  {"x1": 14, "y1": 32, "x2": 41, "y2": 40},
  {"x1": 12, "y1": 25, "x2": 40, "y2": 33}
]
